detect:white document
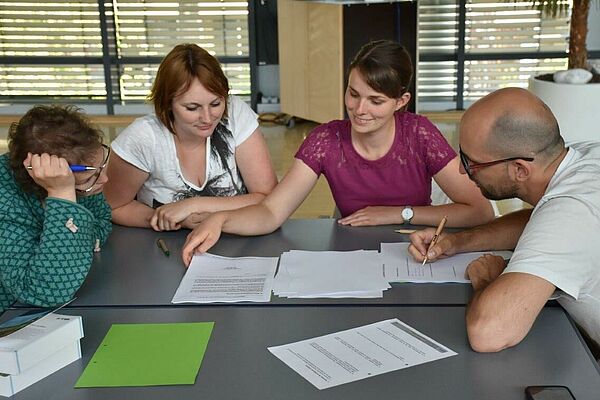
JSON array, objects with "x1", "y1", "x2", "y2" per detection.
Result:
[
  {"x1": 268, "y1": 318, "x2": 457, "y2": 390},
  {"x1": 274, "y1": 250, "x2": 390, "y2": 298},
  {"x1": 172, "y1": 253, "x2": 279, "y2": 303},
  {"x1": 380, "y1": 242, "x2": 513, "y2": 283}
]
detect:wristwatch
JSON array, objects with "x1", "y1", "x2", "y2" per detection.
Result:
[{"x1": 401, "y1": 206, "x2": 414, "y2": 224}]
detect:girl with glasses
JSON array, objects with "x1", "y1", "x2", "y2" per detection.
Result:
[
  {"x1": 0, "y1": 105, "x2": 112, "y2": 312},
  {"x1": 181, "y1": 40, "x2": 495, "y2": 263}
]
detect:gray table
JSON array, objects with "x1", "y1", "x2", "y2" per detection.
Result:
[
  {"x1": 75, "y1": 220, "x2": 472, "y2": 307},
  {"x1": 4, "y1": 306, "x2": 599, "y2": 400}
]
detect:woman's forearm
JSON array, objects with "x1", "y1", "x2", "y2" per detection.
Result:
[
  {"x1": 185, "y1": 192, "x2": 268, "y2": 214},
  {"x1": 111, "y1": 200, "x2": 155, "y2": 228},
  {"x1": 218, "y1": 202, "x2": 285, "y2": 236}
]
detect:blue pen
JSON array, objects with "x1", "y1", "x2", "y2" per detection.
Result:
[
  {"x1": 26, "y1": 164, "x2": 97, "y2": 172},
  {"x1": 69, "y1": 165, "x2": 97, "y2": 172}
]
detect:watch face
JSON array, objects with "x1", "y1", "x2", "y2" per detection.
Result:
[{"x1": 402, "y1": 207, "x2": 413, "y2": 220}]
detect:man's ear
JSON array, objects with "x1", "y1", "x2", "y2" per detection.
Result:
[
  {"x1": 396, "y1": 92, "x2": 411, "y2": 111},
  {"x1": 511, "y1": 159, "x2": 532, "y2": 182}
]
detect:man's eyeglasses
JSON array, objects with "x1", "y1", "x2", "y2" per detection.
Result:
[
  {"x1": 459, "y1": 146, "x2": 534, "y2": 177},
  {"x1": 76, "y1": 144, "x2": 111, "y2": 193}
]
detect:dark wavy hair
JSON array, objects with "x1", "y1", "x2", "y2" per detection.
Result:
[
  {"x1": 8, "y1": 105, "x2": 104, "y2": 198},
  {"x1": 348, "y1": 40, "x2": 413, "y2": 100}
]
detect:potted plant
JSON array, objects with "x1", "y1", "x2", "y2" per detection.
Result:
[{"x1": 527, "y1": 0, "x2": 600, "y2": 144}]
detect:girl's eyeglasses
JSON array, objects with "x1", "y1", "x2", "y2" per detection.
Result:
[
  {"x1": 75, "y1": 144, "x2": 111, "y2": 193},
  {"x1": 26, "y1": 144, "x2": 111, "y2": 193}
]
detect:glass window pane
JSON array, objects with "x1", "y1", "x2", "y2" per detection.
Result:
[
  {"x1": 418, "y1": 61, "x2": 458, "y2": 103},
  {"x1": 418, "y1": 0, "x2": 459, "y2": 55},
  {"x1": 113, "y1": 1, "x2": 249, "y2": 58},
  {"x1": 0, "y1": 0, "x2": 101, "y2": 57},
  {"x1": 118, "y1": 62, "x2": 250, "y2": 101},
  {"x1": 0, "y1": 0, "x2": 250, "y2": 105},
  {"x1": 466, "y1": 0, "x2": 570, "y2": 54},
  {"x1": 0, "y1": 65, "x2": 106, "y2": 99},
  {"x1": 463, "y1": 58, "x2": 569, "y2": 101}
]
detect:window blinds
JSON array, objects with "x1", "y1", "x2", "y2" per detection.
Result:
[
  {"x1": 418, "y1": 0, "x2": 570, "y2": 108},
  {"x1": 0, "y1": 0, "x2": 250, "y2": 102}
]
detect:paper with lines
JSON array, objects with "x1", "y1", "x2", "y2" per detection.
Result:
[{"x1": 380, "y1": 242, "x2": 512, "y2": 283}]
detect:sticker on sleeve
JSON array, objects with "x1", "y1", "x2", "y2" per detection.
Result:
[{"x1": 65, "y1": 218, "x2": 79, "y2": 233}]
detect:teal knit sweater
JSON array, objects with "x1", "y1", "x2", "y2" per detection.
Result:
[{"x1": 0, "y1": 154, "x2": 112, "y2": 313}]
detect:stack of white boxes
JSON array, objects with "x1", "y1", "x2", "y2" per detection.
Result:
[{"x1": 0, "y1": 313, "x2": 83, "y2": 397}]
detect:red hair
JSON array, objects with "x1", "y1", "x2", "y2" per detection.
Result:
[{"x1": 148, "y1": 44, "x2": 230, "y2": 134}]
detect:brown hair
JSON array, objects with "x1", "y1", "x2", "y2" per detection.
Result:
[
  {"x1": 148, "y1": 43, "x2": 230, "y2": 134},
  {"x1": 8, "y1": 104, "x2": 104, "y2": 198},
  {"x1": 348, "y1": 40, "x2": 413, "y2": 100}
]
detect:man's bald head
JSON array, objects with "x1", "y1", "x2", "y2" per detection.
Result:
[{"x1": 461, "y1": 88, "x2": 563, "y2": 162}]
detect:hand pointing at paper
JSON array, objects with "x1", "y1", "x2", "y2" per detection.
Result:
[{"x1": 181, "y1": 212, "x2": 227, "y2": 266}]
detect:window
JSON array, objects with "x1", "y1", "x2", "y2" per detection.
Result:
[
  {"x1": 418, "y1": 0, "x2": 571, "y2": 110},
  {"x1": 0, "y1": 1, "x2": 104, "y2": 100},
  {"x1": 113, "y1": 1, "x2": 250, "y2": 101},
  {"x1": 0, "y1": 0, "x2": 251, "y2": 111}
]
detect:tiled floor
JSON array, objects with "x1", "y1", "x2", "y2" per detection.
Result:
[{"x1": 0, "y1": 113, "x2": 526, "y2": 218}]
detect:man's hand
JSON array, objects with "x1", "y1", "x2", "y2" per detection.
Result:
[
  {"x1": 337, "y1": 206, "x2": 398, "y2": 226},
  {"x1": 408, "y1": 228, "x2": 458, "y2": 263},
  {"x1": 24, "y1": 153, "x2": 76, "y2": 202},
  {"x1": 466, "y1": 254, "x2": 507, "y2": 291}
]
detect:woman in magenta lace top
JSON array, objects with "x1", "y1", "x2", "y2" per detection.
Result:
[
  {"x1": 181, "y1": 40, "x2": 494, "y2": 261},
  {"x1": 296, "y1": 111, "x2": 459, "y2": 220}
]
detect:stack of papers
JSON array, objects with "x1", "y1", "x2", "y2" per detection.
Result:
[
  {"x1": 172, "y1": 253, "x2": 279, "y2": 303},
  {"x1": 274, "y1": 250, "x2": 390, "y2": 298},
  {"x1": 380, "y1": 242, "x2": 513, "y2": 283}
]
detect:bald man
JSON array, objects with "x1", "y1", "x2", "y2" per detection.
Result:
[{"x1": 409, "y1": 87, "x2": 600, "y2": 354}]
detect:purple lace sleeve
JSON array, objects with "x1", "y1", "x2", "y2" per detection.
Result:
[
  {"x1": 294, "y1": 123, "x2": 339, "y2": 176},
  {"x1": 415, "y1": 115, "x2": 457, "y2": 176}
]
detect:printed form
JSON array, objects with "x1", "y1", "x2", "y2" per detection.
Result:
[
  {"x1": 268, "y1": 318, "x2": 456, "y2": 389},
  {"x1": 172, "y1": 253, "x2": 278, "y2": 303},
  {"x1": 380, "y1": 242, "x2": 512, "y2": 283}
]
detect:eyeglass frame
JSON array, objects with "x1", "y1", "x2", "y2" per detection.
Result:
[
  {"x1": 75, "y1": 144, "x2": 111, "y2": 193},
  {"x1": 459, "y1": 146, "x2": 534, "y2": 177}
]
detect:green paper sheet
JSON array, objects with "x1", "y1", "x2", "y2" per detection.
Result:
[{"x1": 75, "y1": 322, "x2": 214, "y2": 388}]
